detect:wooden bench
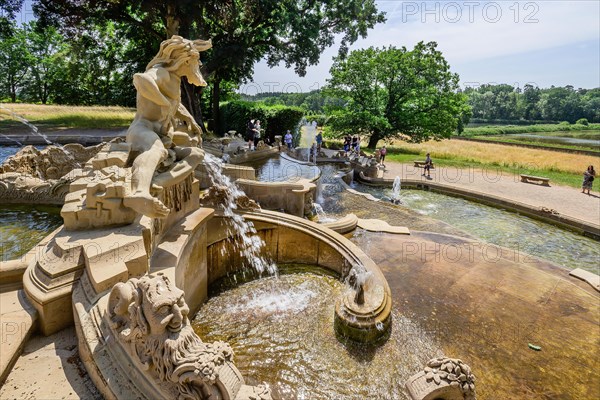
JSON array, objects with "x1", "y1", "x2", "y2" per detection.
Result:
[
  {"x1": 520, "y1": 174, "x2": 550, "y2": 186},
  {"x1": 413, "y1": 160, "x2": 434, "y2": 169}
]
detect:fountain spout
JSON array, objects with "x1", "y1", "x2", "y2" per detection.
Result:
[{"x1": 348, "y1": 269, "x2": 365, "y2": 305}]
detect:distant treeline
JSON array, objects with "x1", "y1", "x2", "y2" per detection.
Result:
[
  {"x1": 463, "y1": 84, "x2": 599, "y2": 124},
  {"x1": 241, "y1": 84, "x2": 600, "y2": 125}
]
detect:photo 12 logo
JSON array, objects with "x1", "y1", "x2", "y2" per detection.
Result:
[{"x1": 400, "y1": 2, "x2": 540, "y2": 24}]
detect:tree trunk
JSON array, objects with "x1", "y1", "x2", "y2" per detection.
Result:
[
  {"x1": 367, "y1": 132, "x2": 381, "y2": 149},
  {"x1": 165, "y1": 5, "x2": 180, "y2": 37},
  {"x1": 180, "y1": 78, "x2": 208, "y2": 136},
  {"x1": 212, "y1": 77, "x2": 221, "y2": 135}
]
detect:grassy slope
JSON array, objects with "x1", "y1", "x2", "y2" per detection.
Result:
[{"x1": 0, "y1": 103, "x2": 135, "y2": 130}]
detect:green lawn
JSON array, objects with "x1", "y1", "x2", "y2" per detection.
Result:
[{"x1": 363, "y1": 146, "x2": 586, "y2": 189}]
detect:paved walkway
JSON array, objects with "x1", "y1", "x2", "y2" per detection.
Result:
[{"x1": 381, "y1": 162, "x2": 600, "y2": 227}]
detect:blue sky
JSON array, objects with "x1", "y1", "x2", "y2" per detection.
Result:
[{"x1": 244, "y1": 1, "x2": 600, "y2": 94}]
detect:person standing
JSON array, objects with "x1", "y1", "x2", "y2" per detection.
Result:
[
  {"x1": 284, "y1": 130, "x2": 293, "y2": 150},
  {"x1": 379, "y1": 145, "x2": 387, "y2": 165},
  {"x1": 343, "y1": 135, "x2": 350, "y2": 154},
  {"x1": 315, "y1": 130, "x2": 323, "y2": 153},
  {"x1": 246, "y1": 119, "x2": 256, "y2": 150},
  {"x1": 423, "y1": 152, "x2": 433, "y2": 178},
  {"x1": 351, "y1": 136, "x2": 358, "y2": 153},
  {"x1": 582, "y1": 165, "x2": 596, "y2": 195},
  {"x1": 253, "y1": 119, "x2": 262, "y2": 148}
]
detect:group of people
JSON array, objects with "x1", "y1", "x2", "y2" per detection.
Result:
[
  {"x1": 245, "y1": 119, "x2": 263, "y2": 150},
  {"x1": 343, "y1": 135, "x2": 361, "y2": 154}
]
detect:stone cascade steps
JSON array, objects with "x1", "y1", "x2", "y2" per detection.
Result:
[{"x1": 0, "y1": 289, "x2": 38, "y2": 385}]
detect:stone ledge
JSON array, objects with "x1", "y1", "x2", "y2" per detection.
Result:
[
  {"x1": 357, "y1": 218, "x2": 410, "y2": 235},
  {"x1": 569, "y1": 268, "x2": 600, "y2": 292},
  {"x1": 0, "y1": 290, "x2": 38, "y2": 385}
]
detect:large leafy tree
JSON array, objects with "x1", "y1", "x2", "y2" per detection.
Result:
[
  {"x1": 325, "y1": 42, "x2": 469, "y2": 148},
  {"x1": 32, "y1": 0, "x2": 385, "y2": 132}
]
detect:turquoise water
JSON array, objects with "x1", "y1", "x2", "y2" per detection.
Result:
[
  {"x1": 350, "y1": 183, "x2": 600, "y2": 274},
  {"x1": 0, "y1": 204, "x2": 63, "y2": 260},
  {"x1": 248, "y1": 155, "x2": 321, "y2": 182},
  {"x1": 0, "y1": 146, "x2": 21, "y2": 163}
]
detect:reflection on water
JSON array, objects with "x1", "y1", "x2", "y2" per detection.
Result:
[
  {"x1": 0, "y1": 146, "x2": 21, "y2": 163},
  {"x1": 193, "y1": 266, "x2": 442, "y2": 400},
  {"x1": 352, "y1": 184, "x2": 600, "y2": 274},
  {"x1": 0, "y1": 204, "x2": 63, "y2": 260}
]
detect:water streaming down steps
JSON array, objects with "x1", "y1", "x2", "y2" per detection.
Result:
[{"x1": 203, "y1": 153, "x2": 278, "y2": 275}]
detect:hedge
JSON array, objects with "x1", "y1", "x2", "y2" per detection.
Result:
[{"x1": 219, "y1": 101, "x2": 304, "y2": 144}]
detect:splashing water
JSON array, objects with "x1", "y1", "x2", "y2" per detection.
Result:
[
  {"x1": 203, "y1": 153, "x2": 277, "y2": 275},
  {"x1": 0, "y1": 104, "x2": 52, "y2": 145},
  {"x1": 392, "y1": 176, "x2": 401, "y2": 203},
  {"x1": 0, "y1": 104, "x2": 81, "y2": 168}
]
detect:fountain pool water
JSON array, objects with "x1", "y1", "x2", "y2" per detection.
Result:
[
  {"x1": 247, "y1": 155, "x2": 320, "y2": 182},
  {"x1": 193, "y1": 265, "x2": 442, "y2": 399},
  {"x1": 0, "y1": 204, "x2": 62, "y2": 260},
  {"x1": 350, "y1": 184, "x2": 600, "y2": 275}
]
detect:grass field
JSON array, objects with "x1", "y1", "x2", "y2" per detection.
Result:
[
  {"x1": 468, "y1": 135, "x2": 600, "y2": 152},
  {"x1": 366, "y1": 139, "x2": 599, "y2": 188},
  {"x1": 0, "y1": 103, "x2": 135, "y2": 130},
  {"x1": 462, "y1": 123, "x2": 600, "y2": 136}
]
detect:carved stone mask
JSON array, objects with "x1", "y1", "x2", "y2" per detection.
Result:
[{"x1": 139, "y1": 276, "x2": 190, "y2": 335}]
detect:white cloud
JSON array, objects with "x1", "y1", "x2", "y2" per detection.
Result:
[{"x1": 245, "y1": 0, "x2": 600, "y2": 92}]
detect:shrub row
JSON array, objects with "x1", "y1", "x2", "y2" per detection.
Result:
[{"x1": 219, "y1": 101, "x2": 304, "y2": 144}]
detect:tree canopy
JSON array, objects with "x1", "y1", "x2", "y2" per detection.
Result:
[
  {"x1": 31, "y1": 0, "x2": 386, "y2": 132},
  {"x1": 325, "y1": 42, "x2": 469, "y2": 148}
]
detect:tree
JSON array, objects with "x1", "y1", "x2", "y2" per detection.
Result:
[
  {"x1": 0, "y1": 0, "x2": 24, "y2": 35},
  {"x1": 325, "y1": 42, "x2": 469, "y2": 148},
  {"x1": 33, "y1": 0, "x2": 386, "y2": 133},
  {"x1": 0, "y1": 22, "x2": 32, "y2": 101},
  {"x1": 21, "y1": 21, "x2": 69, "y2": 104}
]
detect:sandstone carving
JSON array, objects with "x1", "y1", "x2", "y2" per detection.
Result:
[
  {"x1": 108, "y1": 275, "x2": 237, "y2": 399},
  {"x1": 405, "y1": 357, "x2": 476, "y2": 400},
  {"x1": 0, "y1": 143, "x2": 103, "y2": 204},
  {"x1": 202, "y1": 184, "x2": 261, "y2": 211},
  {"x1": 123, "y1": 35, "x2": 210, "y2": 219},
  {"x1": 0, "y1": 143, "x2": 102, "y2": 180},
  {"x1": 60, "y1": 36, "x2": 210, "y2": 229}
]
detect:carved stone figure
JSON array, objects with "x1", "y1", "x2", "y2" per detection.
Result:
[
  {"x1": 123, "y1": 35, "x2": 211, "y2": 218},
  {"x1": 0, "y1": 143, "x2": 102, "y2": 180},
  {"x1": 202, "y1": 184, "x2": 261, "y2": 211},
  {"x1": 405, "y1": 357, "x2": 476, "y2": 400},
  {"x1": 108, "y1": 275, "x2": 235, "y2": 399},
  {"x1": 0, "y1": 143, "x2": 103, "y2": 204}
]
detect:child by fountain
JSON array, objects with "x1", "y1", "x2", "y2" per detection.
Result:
[
  {"x1": 423, "y1": 152, "x2": 433, "y2": 178},
  {"x1": 379, "y1": 145, "x2": 387, "y2": 166},
  {"x1": 315, "y1": 130, "x2": 323, "y2": 153},
  {"x1": 284, "y1": 130, "x2": 293, "y2": 150}
]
